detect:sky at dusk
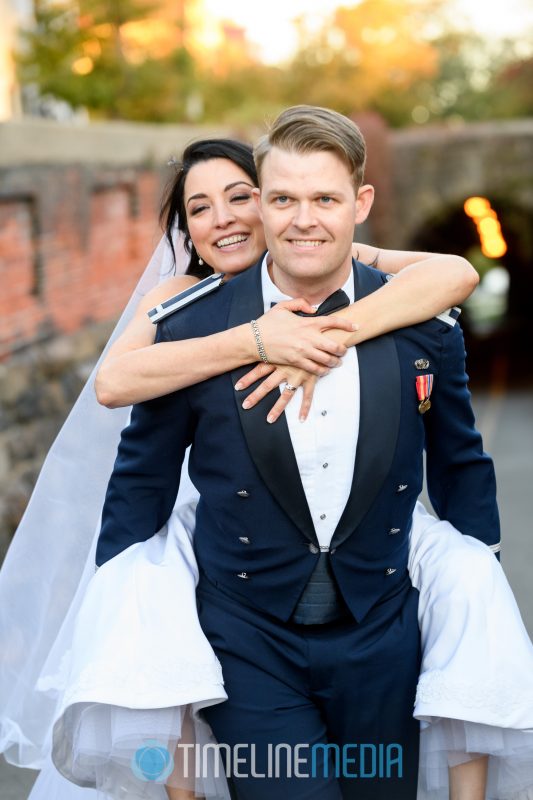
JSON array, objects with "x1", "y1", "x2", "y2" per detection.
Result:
[{"x1": 203, "y1": 0, "x2": 533, "y2": 64}]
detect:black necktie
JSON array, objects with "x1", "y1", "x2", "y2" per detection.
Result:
[{"x1": 271, "y1": 289, "x2": 350, "y2": 317}]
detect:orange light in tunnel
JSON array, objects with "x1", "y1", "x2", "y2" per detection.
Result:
[
  {"x1": 464, "y1": 196, "x2": 490, "y2": 219},
  {"x1": 478, "y1": 217, "x2": 500, "y2": 237},
  {"x1": 464, "y1": 196, "x2": 507, "y2": 259},
  {"x1": 482, "y1": 239, "x2": 507, "y2": 259}
]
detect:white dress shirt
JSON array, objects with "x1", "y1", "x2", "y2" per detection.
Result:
[{"x1": 261, "y1": 254, "x2": 360, "y2": 549}]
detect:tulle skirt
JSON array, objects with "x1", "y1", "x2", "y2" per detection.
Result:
[
  {"x1": 410, "y1": 502, "x2": 533, "y2": 799},
  {"x1": 35, "y1": 499, "x2": 230, "y2": 799},
  {"x1": 27, "y1": 502, "x2": 533, "y2": 799}
]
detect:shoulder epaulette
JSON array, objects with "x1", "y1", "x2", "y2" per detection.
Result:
[
  {"x1": 148, "y1": 273, "x2": 225, "y2": 324},
  {"x1": 436, "y1": 306, "x2": 461, "y2": 327}
]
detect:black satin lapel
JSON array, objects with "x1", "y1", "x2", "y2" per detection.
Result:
[
  {"x1": 228, "y1": 261, "x2": 317, "y2": 544},
  {"x1": 331, "y1": 261, "x2": 401, "y2": 549}
]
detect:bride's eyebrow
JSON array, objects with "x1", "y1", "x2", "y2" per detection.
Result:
[
  {"x1": 186, "y1": 193, "x2": 208, "y2": 206},
  {"x1": 186, "y1": 181, "x2": 254, "y2": 207},
  {"x1": 224, "y1": 181, "x2": 255, "y2": 192}
]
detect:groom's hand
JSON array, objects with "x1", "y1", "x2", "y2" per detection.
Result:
[{"x1": 235, "y1": 363, "x2": 317, "y2": 423}]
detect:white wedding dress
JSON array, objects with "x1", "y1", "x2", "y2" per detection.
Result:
[
  {"x1": 23, "y1": 459, "x2": 533, "y2": 800},
  {"x1": 410, "y1": 504, "x2": 533, "y2": 800},
  {"x1": 28, "y1": 455, "x2": 230, "y2": 800}
]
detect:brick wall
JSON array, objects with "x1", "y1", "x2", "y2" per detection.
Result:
[
  {"x1": 0, "y1": 164, "x2": 166, "y2": 359},
  {"x1": 0, "y1": 161, "x2": 171, "y2": 552}
]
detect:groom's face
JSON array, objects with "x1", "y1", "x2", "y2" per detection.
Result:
[{"x1": 254, "y1": 146, "x2": 361, "y2": 300}]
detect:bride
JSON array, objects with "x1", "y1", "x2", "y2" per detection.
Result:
[{"x1": 1, "y1": 137, "x2": 532, "y2": 800}]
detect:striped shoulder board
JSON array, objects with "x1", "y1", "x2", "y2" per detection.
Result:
[
  {"x1": 384, "y1": 274, "x2": 461, "y2": 327},
  {"x1": 435, "y1": 306, "x2": 461, "y2": 327},
  {"x1": 147, "y1": 273, "x2": 225, "y2": 324}
]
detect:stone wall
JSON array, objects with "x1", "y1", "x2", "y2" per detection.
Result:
[
  {"x1": 0, "y1": 320, "x2": 113, "y2": 560},
  {"x1": 0, "y1": 117, "x2": 233, "y2": 168},
  {"x1": 389, "y1": 118, "x2": 533, "y2": 247}
]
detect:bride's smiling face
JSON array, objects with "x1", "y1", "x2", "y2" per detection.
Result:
[{"x1": 185, "y1": 158, "x2": 266, "y2": 275}]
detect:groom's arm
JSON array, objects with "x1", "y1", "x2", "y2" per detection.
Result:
[
  {"x1": 95, "y1": 383, "x2": 196, "y2": 568},
  {"x1": 424, "y1": 322, "x2": 500, "y2": 555}
]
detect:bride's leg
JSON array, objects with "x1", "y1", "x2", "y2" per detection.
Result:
[
  {"x1": 165, "y1": 706, "x2": 205, "y2": 800},
  {"x1": 165, "y1": 737, "x2": 204, "y2": 799},
  {"x1": 165, "y1": 788, "x2": 198, "y2": 799},
  {"x1": 449, "y1": 755, "x2": 488, "y2": 800}
]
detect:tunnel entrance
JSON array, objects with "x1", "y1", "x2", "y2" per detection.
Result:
[{"x1": 410, "y1": 199, "x2": 533, "y2": 389}]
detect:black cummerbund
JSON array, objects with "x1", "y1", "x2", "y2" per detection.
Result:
[{"x1": 291, "y1": 551, "x2": 350, "y2": 625}]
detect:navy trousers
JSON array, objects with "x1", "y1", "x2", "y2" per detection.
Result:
[{"x1": 197, "y1": 574, "x2": 421, "y2": 800}]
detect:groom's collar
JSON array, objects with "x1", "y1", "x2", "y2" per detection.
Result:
[{"x1": 260, "y1": 252, "x2": 356, "y2": 313}]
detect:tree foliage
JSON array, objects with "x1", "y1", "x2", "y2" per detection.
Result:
[
  {"x1": 284, "y1": 0, "x2": 439, "y2": 114},
  {"x1": 17, "y1": 0, "x2": 195, "y2": 120},
  {"x1": 15, "y1": 0, "x2": 533, "y2": 126}
]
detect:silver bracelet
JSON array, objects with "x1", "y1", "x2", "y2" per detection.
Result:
[{"x1": 250, "y1": 319, "x2": 269, "y2": 364}]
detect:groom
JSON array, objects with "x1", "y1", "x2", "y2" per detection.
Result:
[{"x1": 96, "y1": 106, "x2": 499, "y2": 799}]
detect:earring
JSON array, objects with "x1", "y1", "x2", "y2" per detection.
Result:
[{"x1": 193, "y1": 246, "x2": 203, "y2": 266}]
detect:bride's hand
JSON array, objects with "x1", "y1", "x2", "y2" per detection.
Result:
[
  {"x1": 235, "y1": 364, "x2": 318, "y2": 423},
  {"x1": 254, "y1": 299, "x2": 356, "y2": 374}
]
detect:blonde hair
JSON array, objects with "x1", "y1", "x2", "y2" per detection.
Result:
[{"x1": 254, "y1": 105, "x2": 366, "y2": 189}]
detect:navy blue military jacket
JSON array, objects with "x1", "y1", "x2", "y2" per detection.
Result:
[{"x1": 96, "y1": 258, "x2": 500, "y2": 623}]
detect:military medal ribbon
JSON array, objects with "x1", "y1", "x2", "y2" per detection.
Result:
[{"x1": 416, "y1": 373, "x2": 434, "y2": 414}]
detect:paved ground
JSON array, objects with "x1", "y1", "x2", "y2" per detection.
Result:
[
  {"x1": 0, "y1": 759, "x2": 38, "y2": 800},
  {"x1": 471, "y1": 387, "x2": 533, "y2": 637},
  {"x1": 2, "y1": 387, "x2": 532, "y2": 799}
]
